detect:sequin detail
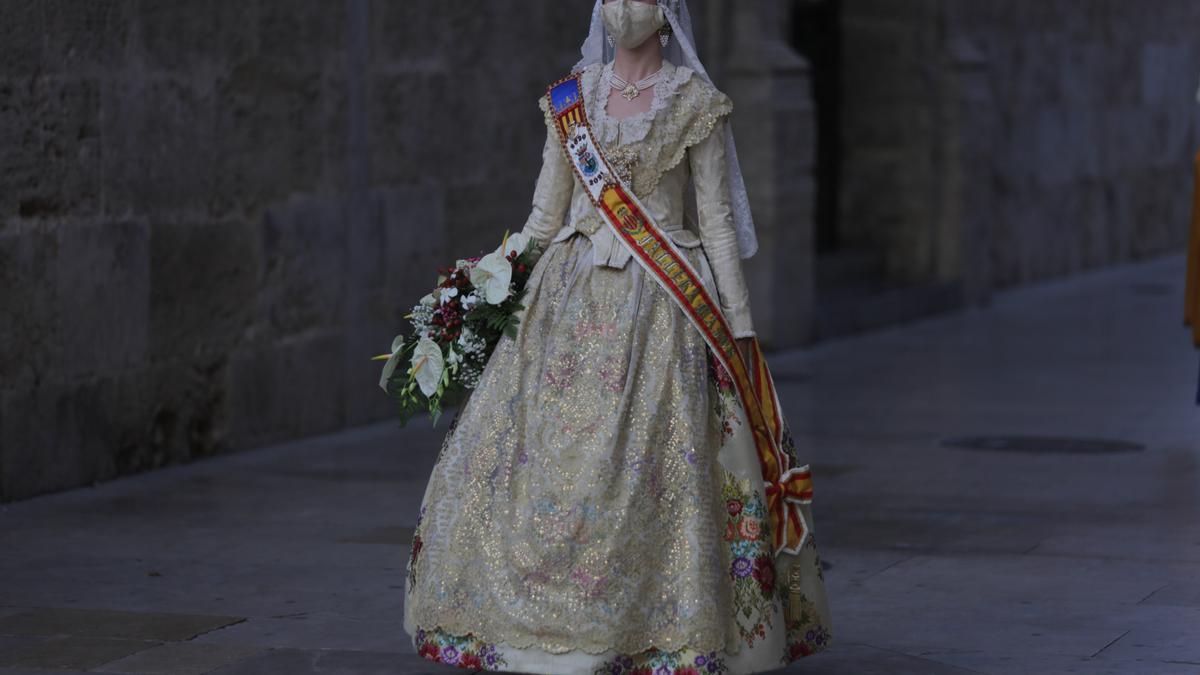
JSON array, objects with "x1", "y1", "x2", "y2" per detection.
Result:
[
  {"x1": 403, "y1": 235, "x2": 733, "y2": 655},
  {"x1": 406, "y1": 505, "x2": 425, "y2": 593}
]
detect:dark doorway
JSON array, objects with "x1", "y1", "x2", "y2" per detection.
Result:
[
  {"x1": 785, "y1": 0, "x2": 964, "y2": 340},
  {"x1": 789, "y1": 0, "x2": 841, "y2": 254}
]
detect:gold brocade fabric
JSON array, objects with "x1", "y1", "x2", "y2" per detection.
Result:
[{"x1": 404, "y1": 234, "x2": 739, "y2": 655}]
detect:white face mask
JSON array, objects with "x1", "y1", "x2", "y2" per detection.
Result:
[{"x1": 602, "y1": 0, "x2": 666, "y2": 50}]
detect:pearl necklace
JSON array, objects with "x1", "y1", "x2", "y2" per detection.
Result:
[{"x1": 609, "y1": 65, "x2": 664, "y2": 101}]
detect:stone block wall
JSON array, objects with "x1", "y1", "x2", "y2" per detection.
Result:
[
  {"x1": 840, "y1": 0, "x2": 1200, "y2": 291},
  {"x1": 13, "y1": 0, "x2": 1189, "y2": 501},
  {"x1": 0, "y1": 0, "x2": 586, "y2": 501},
  {"x1": 951, "y1": 1, "x2": 1200, "y2": 288}
]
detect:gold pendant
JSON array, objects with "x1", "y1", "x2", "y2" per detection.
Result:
[{"x1": 621, "y1": 83, "x2": 639, "y2": 101}]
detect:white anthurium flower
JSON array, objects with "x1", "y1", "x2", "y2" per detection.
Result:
[
  {"x1": 503, "y1": 231, "x2": 531, "y2": 258},
  {"x1": 410, "y1": 337, "x2": 445, "y2": 398},
  {"x1": 469, "y1": 249, "x2": 513, "y2": 304},
  {"x1": 376, "y1": 334, "x2": 407, "y2": 393}
]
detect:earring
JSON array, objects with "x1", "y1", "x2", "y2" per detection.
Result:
[
  {"x1": 606, "y1": 34, "x2": 615, "y2": 49},
  {"x1": 658, "y1": 24, "x2": 672, "y2": 48}
]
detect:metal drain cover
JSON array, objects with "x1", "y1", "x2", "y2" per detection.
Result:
[{"x1": 941, "y1": 435, "x2": 1144, "y2": 454}]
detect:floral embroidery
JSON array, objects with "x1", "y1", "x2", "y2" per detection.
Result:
[
  {"x1": 406, "y1": 505, "x2": 426, "y2": 593},
  {"x1": 544, "y1": 349, "x2": 583, "y2": 390},
  {"x1": 708, "y1": 352, "x2": 741, "y2": 442},
  {"x1": 415, "y1": 626, "x2": 507, "y2": 670},
  {"x1": 779, "y1": 540, "x2": 832, "y2": 664},
  {"x1": 780, "y1": 594, "x2": 832, "y2": 662},
  {"x1": 598, "y1": 353, "x2": 629, "y2": 394},
  {"x1": 592, "y1": 647, "x2": 727, "y2": 675},
  {"x1": 721, "y1": 471, "x2": 775, "y2": 647}
]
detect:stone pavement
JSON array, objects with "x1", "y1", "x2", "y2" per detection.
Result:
[{"x1": 1, "y1": 254, "x2": 1197, "y2": 675}]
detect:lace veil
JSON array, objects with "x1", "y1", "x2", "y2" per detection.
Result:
[{"x1": 572, "y1": 0, "x2": 759, "y2": 259}]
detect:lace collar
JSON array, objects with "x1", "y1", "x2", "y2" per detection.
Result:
[{"x1": 585, "y1": 60, "x2": 694, "y2": 146}]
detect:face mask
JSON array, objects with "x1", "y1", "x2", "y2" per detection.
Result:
[{"x1": 602, "y1": 0, "x2": 666, "y2": 50}]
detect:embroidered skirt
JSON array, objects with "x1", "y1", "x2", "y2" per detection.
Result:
[{"x1": 403, "y1": 233, "x2": 831, "y2": 674}]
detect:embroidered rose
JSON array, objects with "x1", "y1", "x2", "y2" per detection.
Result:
[
  {"x1": 726, "y1": 499, "x2": 743, "y2": 516},
  {"x1": 418, "y1": 643, "x2": 439, "y2": 660},
  {"x1": 789, "y1": 642, "x2": 811, "y2": 659},
  {"x1": 751, "y1": 555, "x2": 775, "y2": 595},
  {"x1": 460, "y1": 652, "x2": 482, "y2": 669},
  {"x1": 738, "y1": 518, "x2": 761, "y2": 541}
]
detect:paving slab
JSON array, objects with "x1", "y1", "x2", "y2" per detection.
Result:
[
  {"x1": 780, "y1": 642, "x2": 977, "y2": 674},
  {"x1": 930, "y1": 651, "x2": 1200, "y2": 675},
  {"x1": 93, "y1": 641, "x2": 267, "y2": 674},
  {"x1": 205, "y1": 648, "x2": 440, "y2": 675},
  {"x1": 1140, "y1": 575, "x2": 1200, "y2": 607},
  {"x1": 0, "y1": 636, "x2": 157, "y2": 670},
  {"x1": 0, "y1": 669, "x2": 94, "y2": 675},
  {"x1": 193, "y1": 613, "x2": 409, "y2": 654},
  {"x1": 0, "y1": 607, "x2": 244, "y2": 641},
  {"x1": 854, "y1": 553, "x2": 1194, "y2": 606}
]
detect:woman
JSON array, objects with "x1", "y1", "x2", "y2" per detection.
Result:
[{"x1": 403, "y1": 1, "x2": 831, "y2": 673}]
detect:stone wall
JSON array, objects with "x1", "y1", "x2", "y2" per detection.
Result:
[
  {"x1": 0, "y1": 0, "x2": 586, "y2": 501},
  {"x1": 840, "y1": 0, "x2": 1200, "y2": 291},
  {"x1": 10, "y1": 0, "x2": 1193, "y2": 501}
]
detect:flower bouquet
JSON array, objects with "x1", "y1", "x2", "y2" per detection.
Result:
[{"x1": 374, "y1": 231, "x2": 541, "y2": 426}]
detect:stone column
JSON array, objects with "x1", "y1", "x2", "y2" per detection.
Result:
[
  {"x1": 721, "y1": 0, "x2": 817, "y2": 348},
  {"x1": 937, "y1": 35, "x2": 995, "y2": 305}
]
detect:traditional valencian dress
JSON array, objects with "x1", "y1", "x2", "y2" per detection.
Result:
[{"x1": 402, "y1": 55, "x2": 831, "y2": 675}]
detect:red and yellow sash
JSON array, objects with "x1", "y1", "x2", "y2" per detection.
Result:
[{"x1": 546, "y1": 73, "x2": 813, "y2": 555}]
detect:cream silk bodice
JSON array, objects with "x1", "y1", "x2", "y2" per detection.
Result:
[{"x1": 520, "y1": 60, "x2": 756, "y2": 338}]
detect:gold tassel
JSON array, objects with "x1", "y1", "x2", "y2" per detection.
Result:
[{"x1": 786, "y1": 561, "x2": 806, "y2": 623}]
